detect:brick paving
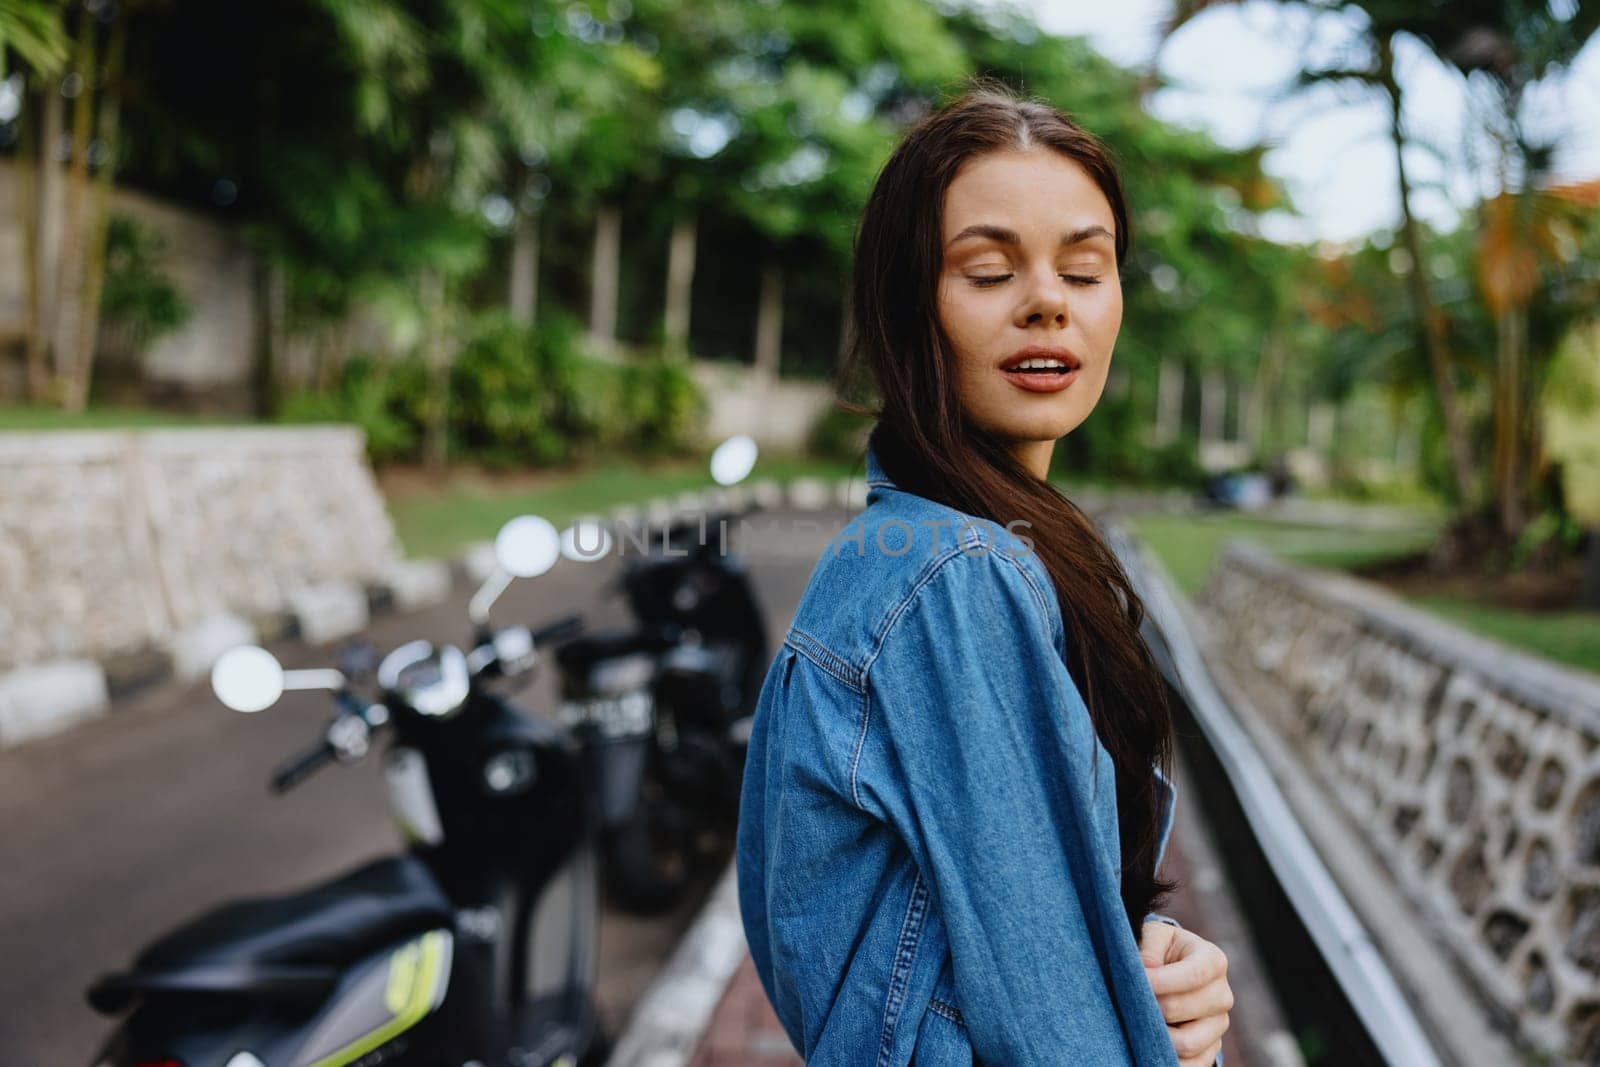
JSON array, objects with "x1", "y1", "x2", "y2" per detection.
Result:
[{"x1": 687, "y1": 954, "x2": 803, "y2": 1067}]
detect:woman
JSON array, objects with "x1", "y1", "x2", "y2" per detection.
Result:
[{"x1": 735, "y1": 82, "x2": 1234, "y2": 1066}]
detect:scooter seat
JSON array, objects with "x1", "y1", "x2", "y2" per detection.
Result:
[{"x1": 87, "y1": 855, "x2": 451, "y2": 1013}]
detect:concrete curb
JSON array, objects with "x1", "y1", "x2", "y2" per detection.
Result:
[
  {"x1": 0, "y1": 474, "x2": 870, "y2": 751},
  {"x1": 605, "y1": 862, "x2": 747, "y2": 1067}
]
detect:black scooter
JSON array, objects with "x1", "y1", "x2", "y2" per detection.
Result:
[
  {"x1": 553, "y1": 435, "x2": 770, "y2": 914},
  {"x1": 86, "y1": 514, "x2": 608, "y2": 1067}
]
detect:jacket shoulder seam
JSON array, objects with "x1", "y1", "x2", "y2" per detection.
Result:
[{"x1": 783, "y1": 626, "x2": 865, "y2": 692}]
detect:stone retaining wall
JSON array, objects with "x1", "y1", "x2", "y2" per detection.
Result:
[
  {"x1": 1198, "y1": 543, "x2": 1600, "y2": 1062},
  {"x1": 0, "y1": 426, "x2": 409, "y2": 743}
]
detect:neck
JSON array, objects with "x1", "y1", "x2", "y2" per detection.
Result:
[{"x1": 1011, "y1": 438, "x2": 1056, "y2": 481}]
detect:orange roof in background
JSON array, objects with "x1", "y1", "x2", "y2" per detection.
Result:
[{"x1": 1545, "y1": 177, "x2": 1600, "y2": 207}]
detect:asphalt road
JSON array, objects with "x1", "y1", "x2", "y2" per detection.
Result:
[{"x1": 0, "y1": 506, "x2": 838, "y2": 1065}]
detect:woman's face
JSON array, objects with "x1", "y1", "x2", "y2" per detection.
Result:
[{"x1": 937, "y1": 147, "x2": 1123, "y2": 478}]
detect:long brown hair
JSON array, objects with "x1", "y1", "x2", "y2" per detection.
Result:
[{"x1": 839, "y1": 79, "x2": 1178, "y2": 937}]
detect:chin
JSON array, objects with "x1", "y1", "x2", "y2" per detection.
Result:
[{"x1": 995, "y1": 409, "x2": 1085, "y2": 443}]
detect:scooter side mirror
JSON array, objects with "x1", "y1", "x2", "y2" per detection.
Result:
[
  {"x1": 709, "y1": 434, "x2": 758, "y2": 487},
  {"x1": 496, "y1": 515, "x2": 562, "y2": 578},
  {"x1": 471, "y1": 514, "x2": 563, "y2": 625},
  {"x1": 212, "y1": 646, "x2": 286, "y2": 714}
]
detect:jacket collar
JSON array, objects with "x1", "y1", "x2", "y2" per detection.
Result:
[{"x1": 864, "y1": 442, "x2": 895, "y2": 490}]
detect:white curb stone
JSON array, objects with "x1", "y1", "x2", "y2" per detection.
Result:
[
  {"x1": 605, "y1": 862, "x2": 747, "y2": 1067},
  {"x1": 837, "y1": 477, "x2": 869, "y2": 509},
  {"x1": 287, "y1": 581, "x2": 370, "y2": 646},
  {"x1": 645, "y1": 498, "x2": 676, "y2": 526},
  {"x1": 169, "y1": 612, "x2": 258, "y2": 683},
  {"x1": 384, "y1": 558, "x2": 453, "y2": 612},
  {"x1": 0, "y1": 659, "x2": 111, "y2": 747},
  {"x1": 787, "y1": 476, "x2": 832, "y2": 510},
  {"x1": 749, "y1": 480, "x2": 783, "y2": 510},
  {"x1": 699, "y1": 487, "x2": 731, "y2": 514}
]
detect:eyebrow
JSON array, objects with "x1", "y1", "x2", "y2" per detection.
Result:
[{"x1": 946, "y1": 223, "x2": 1115, "y2": 249}]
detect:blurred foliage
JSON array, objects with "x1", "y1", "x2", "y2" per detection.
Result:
[
  {"x1": 278, "y1": 310, "x2": 704, "y2": 466},
  {"x1": 807, "y1": 403, "x2": 874, "y2": 462},
  {"x1": 98, "y1": 215, "x2": 190, "y2": 351},
  {"x1": 1543, "y1": 320, "x2": 1600, "y2": 526}
]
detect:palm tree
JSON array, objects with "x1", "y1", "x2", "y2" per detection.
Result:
[
  {"x1": 2, "y1": 0, "x2": 68, "y2": 401},
  {"x1": 1163, "y1": 0, "x2": 1478, "y2": 505}
]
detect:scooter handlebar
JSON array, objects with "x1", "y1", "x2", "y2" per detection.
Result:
[
  {"x1": 530, "y1": 613, "x2": 585, "y2": 648},
  {"x1": 270, "y1": 741, "x2": 336, "y2": 793}
]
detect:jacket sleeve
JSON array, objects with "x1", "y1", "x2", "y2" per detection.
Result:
[{"x1": 861, "y1": 548, "x2": 1177, "y2": 1065}]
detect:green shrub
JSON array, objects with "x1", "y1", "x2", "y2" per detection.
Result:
[
  {"x1": 100, "y1": 215, "x2": 189, "y2": 349},
  {"x1": 450, "y1": 312, "x2": 591, "y2": 466},
  {"x1": 808, "y1": 404, "x2": 873, "y2": 462},
  {"x1": 277, "y1": 351, "x2": 426, "y2": 464},
  {"x1": 281, "y1": 310, "x2": 708, "y2": 468}
]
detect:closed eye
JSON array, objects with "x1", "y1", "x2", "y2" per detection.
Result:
[{"x1": 969, "y1": 274, "x2": 1102, "y2": 288}]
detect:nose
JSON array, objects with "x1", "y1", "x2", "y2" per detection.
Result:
[{"x1": 1017, "y1": 265, "x2": 1069, "y2": 328}]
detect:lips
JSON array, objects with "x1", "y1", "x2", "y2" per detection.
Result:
[{"x1": 998, "y1": 346, "x2": 1082, "y2": 373}]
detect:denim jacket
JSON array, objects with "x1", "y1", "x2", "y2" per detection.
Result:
[{"x1": 735, "y1": 443, "x2": 1203, "y2": 1066}]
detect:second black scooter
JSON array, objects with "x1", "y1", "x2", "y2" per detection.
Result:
[{"x1": 554, "y1": 434, "x2": 771, "y2": 914}]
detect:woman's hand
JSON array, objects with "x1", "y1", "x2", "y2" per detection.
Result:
[{"x1": 1139, "y1": 920, "x2": 1232, "y2": 1067}]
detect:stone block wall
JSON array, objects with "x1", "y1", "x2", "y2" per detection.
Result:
[
  {"x1": 0, "y1": 426, "x2": 402, "y2": 673},
  {"x1": 1198, "y1": 543, "x2": 1600, "y2": 1061}
]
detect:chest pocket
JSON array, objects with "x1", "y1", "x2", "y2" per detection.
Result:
[{"x1": 910, "y1": 961, "x2": 981, "y2": 1067}]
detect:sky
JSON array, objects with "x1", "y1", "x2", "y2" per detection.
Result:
[{"x1": 999, "y1": 0, "x2": 1600, "y2": 244}]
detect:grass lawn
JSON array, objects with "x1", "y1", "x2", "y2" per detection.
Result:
[
  {"x1": 0, "y1": 405, "x2": 252, "y2": 431},
  {"x1": 1126, "y1": 511, "x2": 1598, "y2": 676},
  {"x1": 1405, "y1": 596, "x2": 1600, "y2": 675},
  {"x1": 383, "y1": 451, "x2": 861, "y2": 559},
  {"x1": 1125, "y1": 512, "x2": 1443, "y2": 597}
]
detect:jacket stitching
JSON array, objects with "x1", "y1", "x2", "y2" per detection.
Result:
[
  {"x1": 784, "y1": 627, "x2": 865, "y2": 691},
  {"x1": 927, "y1": 997, "x2": 966, "y2": 1027},
  {"x1": 876, "y1": 871, "x2": 929, "y2": 1067},
  {"x1": 850, "y1": 684, "x2": 871, "y2": 809}
]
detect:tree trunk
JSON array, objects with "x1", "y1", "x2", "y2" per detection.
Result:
[
  {"x1": 15, "y1": 80, "x2": 45, "y2": 399},
  {"x1": 509, "y1": 207, "x2": 539, "y2": 327},
  {"x1": 1307, "y1": 401, "x2": 1335, "y2": 456},
  {"x1": 1249, "y1": 336, "x2": 1284, "y2": 456},
  {"x1": 420, "y1": 270, "x2": 451, "y2": 476},
  {"x1": 29, "y1": 75, "x2": 66, "y2": 401},
  {"x1": 63, "y1": 15, "x2": 126, "y2": 413},
  {"x1": 1155, "y1": 358, "x2": 1183, "y2": 445},
  {"x1": 1199, "y1": 369, "x2": 1225, "y2": 444},
  {"x1": 588, "y1": 202, "x2": 621, "y2": 350},
  {"x1": 53, "y1": 4, "x2": 97, "y2": 409},
  {"x1": 663, "y1": 214, "x2": 697, "y2": 352},
  {"x1": 753, "y1": 257, "x2": 783, "y2": 381},
  {"x1": 253, "y1": 257, "x2": 287, "y2": 416},
  {"x1": 1380, "y1": 37, "x2": 1475, "y2": 504},
  {"x1": 1494, "y1": 302, "x2": 1529, "y2": 537},
  {"x1": 1583, "y1": 528, "x2": 1600, "y2": 612}
]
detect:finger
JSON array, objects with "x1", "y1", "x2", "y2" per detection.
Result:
[
  {"x1": 1139, "y1": 922, "x2": 1178, "y2": 968},
  {"x1": 1147, "y1": 944, "x2": 1227, "y2": 997},
  {"x1": 1178, "y1": 1038, "x2": 1224, "y2": 1067},
  {"x1": 1156, "y1": 977, "x2": 1235, "y2": 1025},
  {"x1": 1168, "y1": 1012, "x2": 1229, "y2": 1063}
]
